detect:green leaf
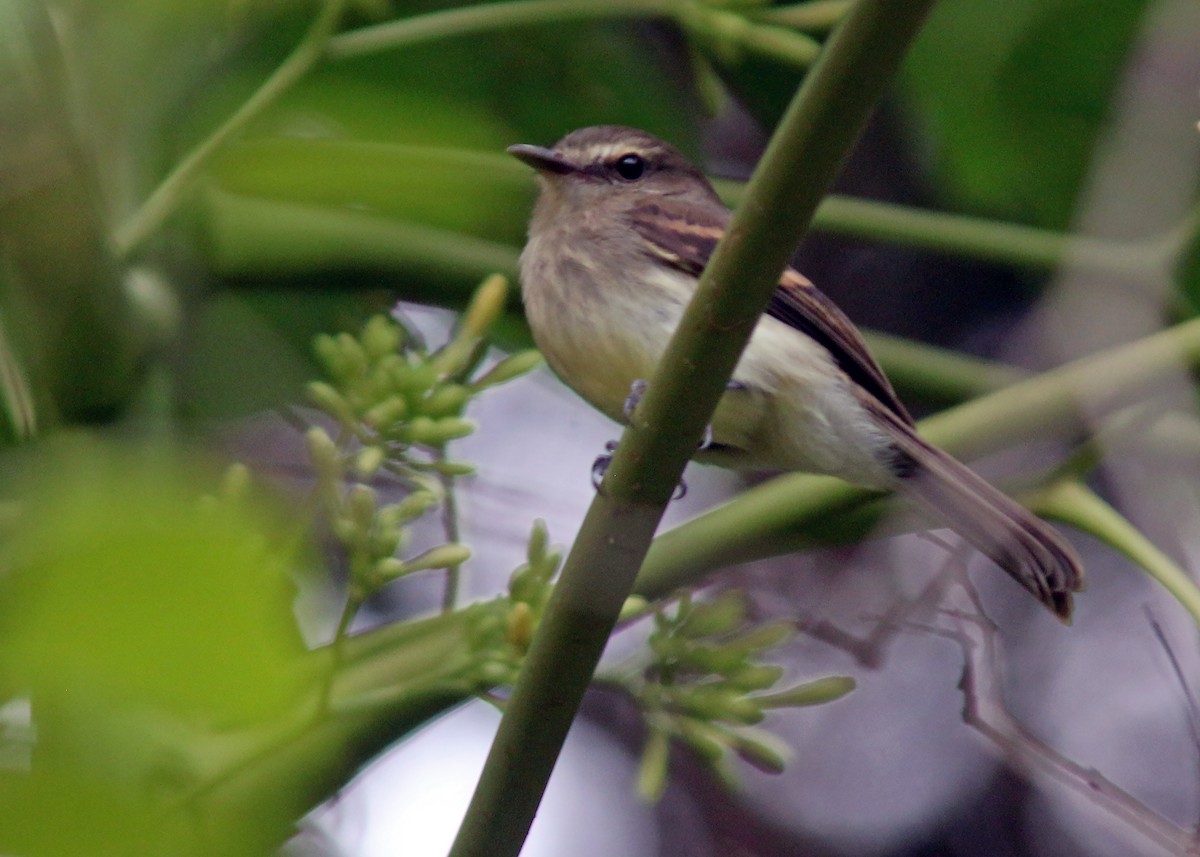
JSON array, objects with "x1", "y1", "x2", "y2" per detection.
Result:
[{"x1": 902, "y1": 0, "x2": 1151, "y2": 229}]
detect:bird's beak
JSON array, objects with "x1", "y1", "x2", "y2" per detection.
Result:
[{"x1": 507, "y1": 144, "x2": 577, "y2": 175}]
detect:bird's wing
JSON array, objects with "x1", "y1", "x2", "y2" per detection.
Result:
[{"x1": 629, "y1": 199, "x2": 914, "y2": 426}]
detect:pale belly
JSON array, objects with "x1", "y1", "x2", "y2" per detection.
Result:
[{"x1": 520, "y1": 248, "x2": 896, "y2": 488}]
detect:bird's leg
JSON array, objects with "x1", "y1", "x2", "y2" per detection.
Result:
[
  {"x1": 591, "y1": 440, "x2": 620, "y2": 490},
  {"x1": 590, "y1": 379, "x2": 740, "y2": 496}
]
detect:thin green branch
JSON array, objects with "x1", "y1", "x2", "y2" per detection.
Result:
[
  {"x1": 328, "y1": 0, "x2": 819, "y2": 69},
  {"x1": 711, "y1": 182, "x2": 1162, "y2": 276},
  {"x1": 1037, "y1": 481, "x2": 1200, "y2": 628},
  {"x1": 437, "y1": 458, "x2": 463, "y2": 612},
  {"x1": 111, "y1": 0, "x2": 350, "y2": 259},
  {"x1": 751, "y1": 1, "x2": 854, "y2": 31},
  {"x1": 326, "y1": 0, "x2": 681, "y2": 59},
  {"x1": 446, "y1": 3, "x2": 936, "y2": 857}
]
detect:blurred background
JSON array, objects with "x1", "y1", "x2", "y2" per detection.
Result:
[{"x1": 2, "y1": 0, "x2": 1200, "y2": 855}]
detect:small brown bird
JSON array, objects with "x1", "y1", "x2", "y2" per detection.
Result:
[{"x1": 508, "y1": 125, "x2": 1083, "y2": 621}]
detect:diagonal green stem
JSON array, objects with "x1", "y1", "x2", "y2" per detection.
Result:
[
  {"x1": 111, "y1": 0, "x2": 349, "y2": 259},
  {"x1": 446, "y1": 3, "x2": 936, "y2": 857},
  {"x1": 1037, "y1": 481, "x2": 1200, "y2": 628}
]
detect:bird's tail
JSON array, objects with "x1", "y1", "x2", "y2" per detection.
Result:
[{"x1": 877, "y1": 408, "x2": 1084, "y2": 622}]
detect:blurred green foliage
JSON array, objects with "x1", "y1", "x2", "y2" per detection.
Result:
[
  {"x1": 902, "y1": 0, "x2": 1151, "y2": 229},
  {"x1": 0, "y1": 0, "x2": 1194, "y2": 853},
  {"x1": 0, "y1": 437, "x2": 312, "y2": 855}
]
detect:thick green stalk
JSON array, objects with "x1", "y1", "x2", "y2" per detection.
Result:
[{"x1": 446, "y1": 4, "x2": 936, "y2": 857}]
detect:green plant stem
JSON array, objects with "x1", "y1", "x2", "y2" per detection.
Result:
[
  {"x1": 1037, "y1": 481, "x2": 1200, "y2": 628},
  {"x1": 814, "y1": 195, "x2": 1149, "y2": 276},
  {"x1": 328, "y1": 0, "x2": 819, "y2": 69},
  {"x1": 111, "y1": 0, "x2": 349, "y2": 259},
  {"x1": 437, "y1": 456, "x2": 463, "y2": 612},
  {"x1": 446, "y1": 4, "x2": 935, "y2": 857},
  {"x1": 710, "y1": 184, "x2": 1162, "y2": 276},
  {"x1": 184, "y1": 605, "x2": 483, "y2": 854},
  {"x1": 327, "y1": 0, "x2": 680, "y2": 58},
  {"x1": 752, "y1": 0, "x2": 854, "y2": 31},
  {"x1": 864, "y1": 331, "x2": 1027, "y2": 405},
  {"x1": 634, "y1": 315, "x2": 1200, "y2": 601}
]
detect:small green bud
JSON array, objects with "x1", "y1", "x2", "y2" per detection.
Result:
[
  {"x1": 619, "y1": 595, "x2": 649, "y2": 623},
  {"x1": 369, "y1": 528, "x2": 402, "y2": 560},
  {"x1": 373, "y1": 557, "x2": 409, "y2": 584},
  {"x1": 402, "y1": 543, "x2": 471, "y2": 573},
  {"x1": 362, "y1": 397, "x2": 408, "y2": 430},
  {"x1": 428, "y1": 460, "x2": 476, "y2": 477},
  {"x1": 335, "y1": 332, "x2": 368, "y2": 378},
  {"x1": 683, "y1": 687, "x2": 763, "y2": 725},
  {"x1": 755, "y1": 676, "x2": 856, "y2": 709},
  {"x1": 505, "y1": 601, "x2": 535, "y2": 651},
  {"x1": 730, "y1": 729, "x2": 790, "y2": 775},
  {"x1": 353, "y1": 445, "x2": 385, "y2": 479},
  {"x1": 308, "y1": 382, "x2": 353, "y2": 423},
  {"x1": 378, "y1": 491, "x2": 439, "y2": 527},
  {"x1": 477, "y1": 660, "x2": 516, "y2": 686},
  {"x1": 674, "y1": 642, "x2": 744, "y2": 675},
  {"x1": 678, "y1": 591, "x2": 746, "y2": 638},
  {"x1": 727, "y1": 621, "x2": 794, "y2": 654},
  {"x1": 460, "y1": 273, "x2": 509, "y2": 339},
  {"x1": 636, "y1": 728, "x2": 671, "y2": 802},
  {"x1": 470, "y1": 350, "x2": 543, "y2": 391},
  {"x1": 406, "y1": 416, "x2": 475, "y2": 445},
  {"x1": 507, "y1": 564, "x2": 537, "y2": 604},
  {"x1": 331, "y1": 516, "x2": 359, "y2": 545},
  {"x1": 361, "y1": 315, "x2": 402, "y2": 360},
  {"x1": 725, "y1": 664, "x2": 785, "y2": 692},
  {"x1": 398, "y1": 363, "x2": 439, "y2": 397},
  {"x1": 347, "y1": 485, "x2": 377, "y2": 529},
  {"x1": 433, "y1": 417, "x2": 476, "y2": 441},
  {"x1": 305, "y1": 426, "x2": 343, "y2": 479},
  {"x1": 313, "y1": 333, "x2": 340, "y2": 370},
  {"x1": 421, "y1": 383, "x2": 471, "y2": 417},
  {"x1": 527, "y1": 519, "x2": 549, "y2": 564},
  {"x1": 402, "y1": 415, "x2": 438, "y2": 444},
  {"x1": 675, "y1": 719, "x2": 726, "y2": 764}
]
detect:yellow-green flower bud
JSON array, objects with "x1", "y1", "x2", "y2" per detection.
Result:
[
  {"x1": 505, "y1": 601, "x2": 535, "y2": 651},
  {"x1": 373, "y1": 557, "x2": 408, "y2": 584},
  {"x1": 307, "y1": 382, "x2": 352, "y2": 423},
  {"x1": 362, "y1": 397, "x2": 408, "y2": 430},
  {"x1": 362, "y1": 315, "x2": 401, "y2": 360},
  {"x1": 403, "y1": 543, "x2": 471, "y2": 573},
  {"x1": 421, "y1": 383, "x2": 471, "y2": 417},
  {"x1": 726, "y1": 664, "x2": 785, "y2": 692},
  {"x1": 471, "y1": 350, "x2": 543, "y2": 391},
  {"x1": 460, "y1": 273, "x2": 509, "y2": 339},
  {"x1": 353, "y1": 445, "x2": 385, "y2": 479},
  {"x1": 678, "y1": 591, "x2": 746, "y2": 638},
  {"x1": 335, "y1": 332, "x2": 368, "y2": 378},
  {"x1": 756, "y1": 676, "x2": 856, "y2": 709},
  {"x1": 347, "y1": 484, "x2": 377, "y2": 529},
  {"x1": 730, "y1": 729, "x2": 789, "y2": 775},
  {"x1": 305, "y1": 426, "x2": 343, "y2": 480}
]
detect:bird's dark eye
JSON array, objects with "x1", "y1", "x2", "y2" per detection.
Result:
[{"x1": 613, "y1": 153, "x2": 646, "y2": 181}]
